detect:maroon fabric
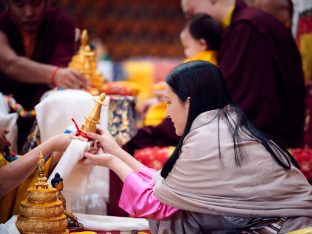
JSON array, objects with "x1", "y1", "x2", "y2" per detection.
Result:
[
  {"x1": 122, "y1": 118, "x2": 180, "y2": 155},
  {"x1": 219, "y1": 0, "x2": 305, "y2": 148},
  {"x1": 0, "y1": 8, "x2": 75, "y2": 109},
  {"x1": 107, "y1": 170, "x2": 128, "y2": 217},
  {"x1": 0, "y1": 8, "x2": 76, "y2": 150}
]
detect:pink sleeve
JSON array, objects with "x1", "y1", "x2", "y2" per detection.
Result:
[{"x1": 119, "y1": 165, "x2": 179, "y2": 220}]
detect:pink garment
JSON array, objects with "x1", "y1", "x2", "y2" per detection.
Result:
[{"x1": 119, "y1": 165, "x2": 179, "y2": 220}]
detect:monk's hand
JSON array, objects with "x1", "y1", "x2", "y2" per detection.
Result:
[{"x1": 55, "y1": 67, "x2": 89, "y2": 89}]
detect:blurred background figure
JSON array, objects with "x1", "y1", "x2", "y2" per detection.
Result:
[
  {"x1": 0, "y1": 0, "x2": 87, "y2": 151},
  {"x1": 181, "y1": 0, "x2": 305, "y2": 149}
]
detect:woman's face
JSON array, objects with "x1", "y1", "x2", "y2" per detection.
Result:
[
  {"x1": 180, "y1": 27, "x2": 206, "y2": 59},
  {"x1": 164, "y1": 84, "x2": 189, "y2": 136}
]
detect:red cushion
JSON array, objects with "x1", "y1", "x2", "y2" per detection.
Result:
[
  {"x1": 290, "y1": 148, "x2": 312, "y2": 181},
  {"x1": 134, "y1": 146, "x2": 173, "y2": 170}
]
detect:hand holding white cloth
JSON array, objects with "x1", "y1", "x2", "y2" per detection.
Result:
[{"x1": 48, "y1": 140, "x2": 109, "y2": 215}]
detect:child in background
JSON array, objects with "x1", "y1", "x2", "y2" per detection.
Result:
[
  {"x1": 180, "y1": 13, "x2": 221, "y2": 64},
  {"x1": 143, "y1": 13, "x2": 222, "y2": 127}
]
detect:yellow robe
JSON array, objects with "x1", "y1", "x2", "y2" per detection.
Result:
[{"x1": 0, "y1": 153, "x2": 51, "y2": 223}]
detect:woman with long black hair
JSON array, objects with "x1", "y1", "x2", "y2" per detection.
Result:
[{"x1": 84, "y1": 61, "x2": 312, "y2": 233}]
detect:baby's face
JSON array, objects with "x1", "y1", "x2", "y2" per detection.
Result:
[{"x1": 180, "y1": 27, "x2": 206, "y2": 59}]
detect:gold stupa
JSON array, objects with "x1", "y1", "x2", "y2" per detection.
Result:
[
  {"x1": 81, "y1": 93, "x2": 106, "y2": 133},
  {"x1": 69, "y1": 29, "x2": 106, "y2": 93},
  {"x1": 16, "y1": 153, "x2": 68, "y2": 234}
]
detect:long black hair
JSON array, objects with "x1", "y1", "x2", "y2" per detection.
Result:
[
  {"x1": 188, "y1": 13, "x2": 222, "y2": 51},
  {"x1": 161, "y1": 61, "x2": 299, "y2": 178}
]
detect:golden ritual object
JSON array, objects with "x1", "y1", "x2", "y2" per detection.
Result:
[
  {"x1": 80, "y1": 92, "x2": 106, "y2": 133},
  {"x1": 69, "y1": 29, "x2": 106, "y2": 93},
  {"x1": 16, "y1": 153, "x2": 68, "y2": 234}
]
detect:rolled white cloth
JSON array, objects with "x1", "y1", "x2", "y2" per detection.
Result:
[{"x1": 75, "y1": 213, "x2": 149, "y2": 231}]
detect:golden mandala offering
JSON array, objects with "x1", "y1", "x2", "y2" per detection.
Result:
[{"x1": 16, "y1": 153, "x2": 68, "y2": 234}]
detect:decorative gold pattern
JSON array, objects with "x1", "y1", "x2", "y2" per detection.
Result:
[
  {"x1": 26, "y1": 187, "x2": 57, "y2": 203},
  {"x1": 108, "y1": 95, "x2": 137, "y2": 145},
  {"x1": 20, "y1": 200, "x2": 64, "y2": 218},
  {"x1": 16, "y1": 215, "x2": 68, "y2": 233}
]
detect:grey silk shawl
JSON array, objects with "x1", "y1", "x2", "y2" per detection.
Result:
[{"x1": 153, "y1": 108, "x2": 312, "y2": 217}]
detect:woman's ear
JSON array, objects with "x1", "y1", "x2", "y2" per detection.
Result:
[
  {"x1": 199, "y1": 39, "x2": 208, "y2": 50},
  {"x1": 185, "y1": 97, "x2": 190, "y2": 109},
  {"x1": 186, "y1": 97, "x2": 191, "y2": 104}
]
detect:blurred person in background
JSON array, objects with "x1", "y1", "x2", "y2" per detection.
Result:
[
  {"x1": 181, "y1": 0, "x2": 305, "y2": 149},
  {"x1": 0, "y1": 0, "x2": 88, "y2": 151}
]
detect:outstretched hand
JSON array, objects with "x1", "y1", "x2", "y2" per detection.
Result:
[{"x1": 49, "y1": 134, "x2": 84, "y2": 153}]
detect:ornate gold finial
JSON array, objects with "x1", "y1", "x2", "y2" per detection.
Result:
[
  {"x1": 68, "y1": 29, "x2": 106, "y2": 93},
  {"x1": 80, "y1": 93, "x2": 106, "y2": 133},
  {"x1": 79, "y1": 29, "x2": 88, "y2": 52},
  {"x1": 35, "y1": 152, "x2": 48, "y2": 189}
]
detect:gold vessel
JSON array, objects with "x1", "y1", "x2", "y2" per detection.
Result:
[
  {"x1": 16, "y1": 153, "x2": 68, "y2": 234},
  {"x1": 69, "y1": 29, "x2": 106, "y2": 94}
]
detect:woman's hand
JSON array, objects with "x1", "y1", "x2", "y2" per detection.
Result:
[
  {"x1": 83, "y1": 152, "x2": 117, "y2": 168},
  {"x1": 87, "y1": 128, "x2": 121, "y2": 155},
  {"x1": 83, "y1": 151, "x2": 133, "y2": 181}
]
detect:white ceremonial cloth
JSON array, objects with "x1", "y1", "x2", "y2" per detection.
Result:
[
  {"x1": 35, "y1": 89, "x2": 109, "y2": 142},
  {"x1": 37, "y1": 89, "x2": 110, "y2": 215},
  {"x1": 0, "y1": 93, "x2": 18, "y2": 152},
  {"x1": 48, "y1": 140, "x2": 109, "y2": 215},
  {"x1": 75, "y1": 213, "x2": 149, "y2": 231},
  {"x1": 0, "y1": 214, "x2": 148, "y2": 233},
  {"x1": 0, "y1": 216, "x2": 19, "y2": 234}
]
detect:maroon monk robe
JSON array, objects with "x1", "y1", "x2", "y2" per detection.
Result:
[
  {"x1": 219, "y1": 0, "x2": 305, "y2": 148},
  {"x1": 122, "y1": 118, "x2": 180, "y2": 155},
  {"x1": 0, "y1": 8, "x2": 76, "y2": 150}
]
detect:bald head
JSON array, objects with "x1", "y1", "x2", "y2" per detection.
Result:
[
  {"x1": 253, "y1": 0, "x2": 293, "y2": 28},
  {"x1": 181, "y1": 0, "x2": 235, "y2": 22}
]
